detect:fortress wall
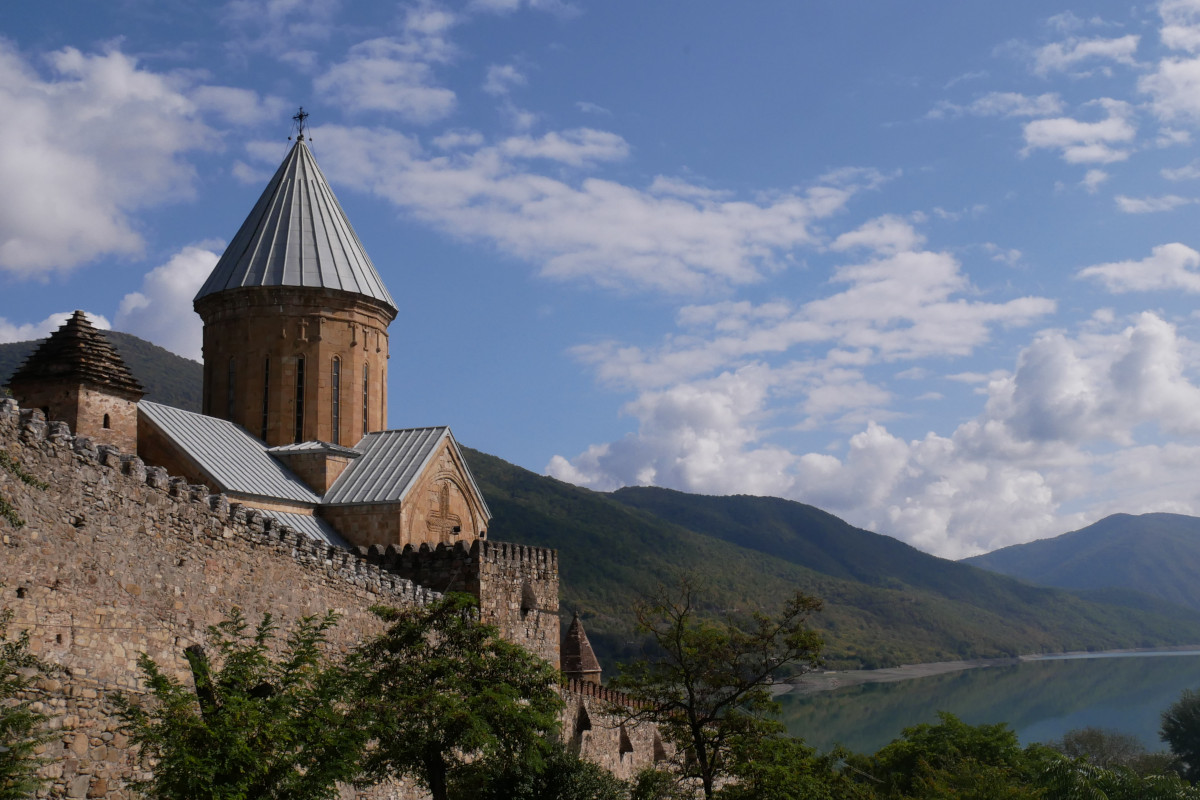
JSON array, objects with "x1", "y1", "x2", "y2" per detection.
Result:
[
  {"x1": 0, "y1": 399, "x2": 433, "y2": 799},
  {"x1": 0, "y1": 398, "x2": 650, "y2": 799},
  {"x1": 560, "y1": 678, "x2": 666, "y2": 781},
  {"x1": 358, "y1": 539, "x2": 561, "y2": 667}
]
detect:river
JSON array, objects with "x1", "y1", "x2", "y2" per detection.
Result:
[{"x1": 778, "y1": 649, "x2": 1200, "y2": 755}]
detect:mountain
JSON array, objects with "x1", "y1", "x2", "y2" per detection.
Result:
[
  {"x1": 9, "y1": 330, "x2": 1200, "y2": 670},
  {"x1": 0, "y1": 332, "x2": 201, "y2": 411},
  {"x1": 962, "y1": 512, "x2": 1200, "y2": 613},
  {"x1": 466, "y1": 451, "x2": 1200, "y2": 671}
]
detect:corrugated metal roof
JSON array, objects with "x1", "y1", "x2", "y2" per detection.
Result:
[
  {"x1": 322, "y1": 427, "x2": 490, "y2": 518},
  {"x1": 139, "y1": 401, "x2": 321, "y2": 505},
  {"x1": 268, "y1": 441, "x2": 361, "y2": 458},
  {"x1": 193, "y1": 138, "x2": 397, "y2": 313},
  {"x1": 259, "y1": 509, "x2": 351, "y2": 549}
]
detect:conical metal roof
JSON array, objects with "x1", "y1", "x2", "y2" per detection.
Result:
[{"x1": 194, "y1": 138, "x2": 396, "y2": 313}]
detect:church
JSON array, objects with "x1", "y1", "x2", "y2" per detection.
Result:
[{"x1": 6, "y1": 116, "x2": 602, "y2": 683}]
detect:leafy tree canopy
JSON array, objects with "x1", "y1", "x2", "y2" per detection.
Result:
[
  {"x1": 116, "y1": 609, "x2": 367, "y2": 800},
  {"x1": 352, "y1": 592, "x2": 564, "y2": 800},
  {"x1": 612, "y1": 580, "x2": 824, "y2": 800}
]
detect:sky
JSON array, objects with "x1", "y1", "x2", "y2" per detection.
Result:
[{"x1": 10, "y1": 2, "x2": 1200, "y2": 559}]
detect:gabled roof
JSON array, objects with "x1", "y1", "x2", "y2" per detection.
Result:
[
  {"x1": 8, "y1": 311, "x2": 144, "y2": 398},
  {"x1": 139, "y1": 401, "x2": 320, "y2": 505},
  {"x1": 322, "y1": 427, "x2": 490, "y2": 516},
  {"x1": 194, "y1": 138, "x2": 397, "y2": 314}
]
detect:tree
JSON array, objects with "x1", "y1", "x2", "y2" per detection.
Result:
[
  {"x1": 1163, "y1": 688, "x2": 1200, "y2": 782},
  {"x1": 116, "y1": 609, "x2": 367, "y2": 800},
  {"x1": 860, "y1": 712, "x2": 1037, "y2": 800},
  {"x1": 611, "y1": 580, "x2": 824, "y2": 800},
  {"x1": 1047, "y1": 725, "x2": 1173, "y2": 776},
  {"x1": 715, "y1": 736, "x2": 871, "y2": 800},
  {"x1": 457, "y1": 737, "x2": 630, "y2": 800},
  {"x1": 0, "y1": 607, "x2": 52, "y2": 799},
  {"x1": 352, "y1": 592, "x2": 564, "y2": 800}
]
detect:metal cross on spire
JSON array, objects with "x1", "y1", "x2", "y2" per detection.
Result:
[{"x1": 292, "y1": 106, "x2": 309, "y2": 141}]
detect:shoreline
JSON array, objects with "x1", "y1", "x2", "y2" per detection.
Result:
[{"x1": 782, "y1": 644, "x2": 1200, "y2": 695}]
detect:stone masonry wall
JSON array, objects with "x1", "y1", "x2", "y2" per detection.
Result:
[
  {"x1": 561, "y1": 679, "x2": 666, "y2": 782},
  {"x1": 0, "y1": 397, "x2": 655, "y2": 798},
  {"x1": 359, "y1": 540, "x2": 561, "y2": 668},
  {"x1": 0, "y1": 399, "x2": 433, "y2": 799}
]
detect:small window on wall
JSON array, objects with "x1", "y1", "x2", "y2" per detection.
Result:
[
  {"x1": 294, "y1": 356, "x2": 306, "y2": 443},
  {"x1": 362, "y1": 368, "x2": 369, "y2": 437},
  {"x1": 260, "y1": 358, "x2": 270, "y2": 441},
  {"x1": 102, "y1": 414, "x2": 111, "y2": 429},
  {"x1": 227, "y1": 358, "x2": 236, "y2": 418},
  {"x1": 331, "y1": 357, "x2": 341, "y2": 445}
]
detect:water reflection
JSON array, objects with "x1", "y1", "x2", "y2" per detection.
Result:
[{"x1": 780, "y1": 651, "x2": 1200, "y2": 755}]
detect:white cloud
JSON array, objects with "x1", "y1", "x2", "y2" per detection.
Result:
[
  {"x1": 830, "y1": 215, "x2": 926, "y2": 255},
  {"x1": 315, "y1": 37, "x2": 457, "y2": 121},
  {"x1": 1078, "y1": 242, "x2": 1200, "y2": 292},
  {"x1": 1114, "y1": 194, "x2": 1194, "y2": 213},
  {"x1": 483, "y1": 63, "x2": 526, "y2": 96},
  {"x1": 1081, "y1": 169, "x2": 1110, "y2": 193},
  {"x1": 576, "y1": 101, "x2": 611, "y2": 115},
  {"x1": 551, "y1": 313, "x2": 1200, "y2": 559},
  {"x1": 571, "y1": 235, "x2": 1054, "y2": 395},
  {"x1": 0, "y1": 42, "x2": 214, "y2": 276},
  {"x1": 0, "y1": 311, "x2": 111, "y2": 345},
  {"x1": 1163, "y1": 159, "x2": 1200, "y2": 179},
  {"x1": 1032, "y1": 34, "x2": 1140, "y2": 75},
  {"x1": 930, "y1": 92, "x2": 1062, "y2": 120},
  {"x1": 1160, "y1": 0, "x2": 1200, "y2": 51},
  {"x1": 191, "y1": 86, "x2": 288, "y2": 126},
  {"x1": 220, "y1": 0, "x2": 341, "y2": 61},
  {"x1": 284, "y1": 124, "x2": 873, "y2": 293},
  {"x1": 497, "y1": 129, "x2": 630, "y2": 166},
  {"x1": 1140, "y1": 56, "x2": 1200, "y2": 121},
  {"x1": 114, "y1": 245, "x2": 219, "y2": 360},
  {"x1": 1021, "y1": 99, "x2": 1136, "y2": 163}
]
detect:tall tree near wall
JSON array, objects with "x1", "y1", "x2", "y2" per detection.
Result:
[
  {"x1": 611, "y1": 580, "x2": 825, "y2": 800},
  {"x1": 0, "y1": 606, "x2": 52, "y2": 800},
  {"x1": 116, "y1": 609, "x2": 368, "y2": 800},
  {"x1": 352, "y1": 593, "x2": 564, "y2": 800}
]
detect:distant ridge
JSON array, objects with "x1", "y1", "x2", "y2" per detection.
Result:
[
  {"x1": 0, "y1": 331, "x2": 201, "y2": 412},
  {"x1": 466, "y1": 451, "x2": 1200, "y2": 670},
  {"x1": 963, "y1": 512, "x2": 1200, "y2": 612}
]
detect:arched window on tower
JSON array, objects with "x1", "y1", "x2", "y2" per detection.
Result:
[
  {"x1": 294, "y1": 356, "x2": 306, "y2": 443},
  {"x1": 227, "y1": 358, "x2": 236, "y2": 419},
  {"x1": 362, "y1": 368, "x2": 369, "y2": 437},
  {"x1": 331, "y1": 357, "x2": 341, "y2": 445},
  {"x1": 102, "y1": 414, "x2": 111, "y2": 429},
  {"x1": 260, "y1": 357, "x2": 270, "y2": 440}
]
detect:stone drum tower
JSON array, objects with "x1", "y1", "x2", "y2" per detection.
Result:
[{"x1": 193, "y1": 115, "x2": 397, "y2": 447}]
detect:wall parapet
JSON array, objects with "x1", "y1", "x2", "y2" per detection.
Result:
[{"x1": 563, "y1": 677, "x2": 643, "y2": 709}]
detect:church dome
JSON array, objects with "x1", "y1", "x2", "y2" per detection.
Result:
[{"x1": 194, "y1": 136, "x2": 396, "y2": 315}]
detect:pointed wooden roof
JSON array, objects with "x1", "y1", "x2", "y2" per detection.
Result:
[
  {"x1": 7, "y1": 311, "x2": 144, "y2": 398},
  {"x1": 562, "y1": 613, "x2": 602, "y2": 678},
  {"x1": 194, "y1": 137, "x2": 397, "y2": 314}
]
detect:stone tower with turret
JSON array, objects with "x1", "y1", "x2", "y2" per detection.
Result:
[
  {"x1": 193, "y1": 126, "x2": 396, "y2": 447},
  {"x1": 6, "y1": 311, "x2": 144, "y2": 452}
]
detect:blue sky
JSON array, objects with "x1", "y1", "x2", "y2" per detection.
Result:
[{"x1": 9, "y1": 1, "x2": 1200, "y2": 558}]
